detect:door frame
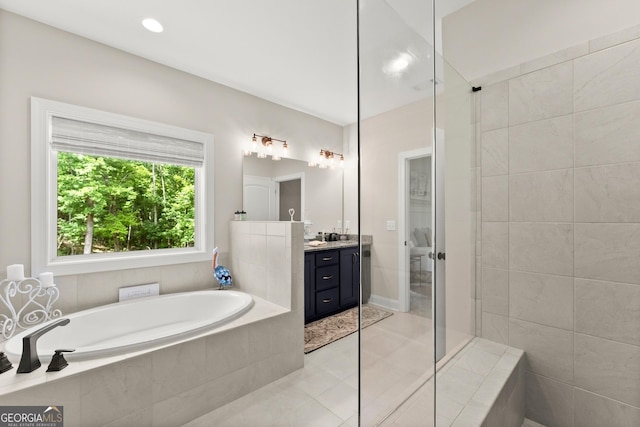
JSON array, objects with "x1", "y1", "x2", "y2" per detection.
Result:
[
  {"x1": 274, "y1": 172, "x2": 305, "y2": 221},
  {"x1": 397, "y1": 147, "x2": 432, "y2": 312}
]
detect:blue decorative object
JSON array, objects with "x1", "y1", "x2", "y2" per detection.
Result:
[{"x1": 212, "y1": 247, "x2": 232, "y2": 289}]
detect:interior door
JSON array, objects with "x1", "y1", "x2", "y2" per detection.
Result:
[{"x1": 243, "y1": 175, "x2": 276, "y2": 220}]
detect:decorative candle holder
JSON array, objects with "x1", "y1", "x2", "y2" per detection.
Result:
[{"x1": 0, "y1": 277, "x2": 62, "y2": 339}]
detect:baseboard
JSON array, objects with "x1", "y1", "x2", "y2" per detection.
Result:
[{"x1": 368, "y1": 294, "x2": 399, "y2": 311}]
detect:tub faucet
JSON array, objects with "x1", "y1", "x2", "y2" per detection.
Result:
[{"x1": 17, "y1": 318, "x2": 70, "y2": 373}]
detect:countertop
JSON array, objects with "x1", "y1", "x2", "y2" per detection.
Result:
[{"x1": 304, "y1": 235, "x2": 372, "y2": 252}]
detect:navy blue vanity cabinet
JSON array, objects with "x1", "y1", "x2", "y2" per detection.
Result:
[
  {"x1": 305, "y1": 247, "x2": 360, "y2": 323},
  {"x1": 339, "y1": 247, "x2": 360, "y2": 307},
  {"x1": 314, "y1": 250, "x2": 340, "y2": 319},
  {"x1": 304, "y1": 253, "x2": 315, "y2": 323}
]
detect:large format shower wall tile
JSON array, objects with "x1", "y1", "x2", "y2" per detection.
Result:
[
  {"x1": 574, "y1": 333, "x2": 640, "y2": 407},
  {"x1": 574, "y1": 100, "x2": 640, "y2": 167},
  {"x1": 575, "y1": 37, "x2": 640, "y2": 112},
  {"x1": 509, "y1": 222, "x2": 573, "y2": 276},
  {"x1": 481, "y1": 81, "x2": 509, "y2": 132},
  {"x1": 509, "y1": 271, "x2": 573, "y2": 331},
  {"x1": 508, "y1": 319, "x2": 574, "y2": 383},
  {"x1": 520, "y1": 43, "x2": 588, "y2": 75},
  {"x1": 575, "y1": 162, "x2": 640, "y2": 222},
  {"x1": 574, "y1": 388, "x2": 640, "y2": 427},
  {"x1": 509, "y1": 61, "x2": 573, "y2": 126},
  {"x1": 589, "y1": 24, "x2": 640, "y2": 52},
  {"x1": 575, "y1": 278, "x2": 640, "y2": 346},
  {"x1": 481, "y1": 128, "x2": 509, "y2": 176},
  {"x1": 482, "y1": 175, "x2": 508, "y2": 222},
  {"x1": 575, "y1": 223, "x2": 640, "y2": 285},
  {"x1": 482, "y1": 222, "x2": 509, "y2": 268},
  {"x1": 509, "y1": 169, "x2": 573, "y2": 222},
  {"x1": 482, "y1": 312, "x2": 508, "y2": 344},
  {"x1": 482, "y1": 267, "x2": 509, "y2": 316},
  {"x1": 525, "y1": 372, "x2": 574, "y2": 427},
  {"x1": 509, "y1": 115, "x2": 573, "y2": 174}
]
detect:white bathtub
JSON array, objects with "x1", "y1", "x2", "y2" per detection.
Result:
[{"x1": 4, "y1": 290, "x2": 253, "y2": 361}]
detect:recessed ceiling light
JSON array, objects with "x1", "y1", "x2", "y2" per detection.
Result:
[
  {"x1": 142, "y1": 18, "x2": 163, "y2": 33},
  {"x1": 383, "y1": 52, "x2": 413, "y2": 75}
]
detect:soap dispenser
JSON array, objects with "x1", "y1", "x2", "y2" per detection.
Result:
[{"x1": 46, "y1": 349, "x2": 75, "y2": 372}]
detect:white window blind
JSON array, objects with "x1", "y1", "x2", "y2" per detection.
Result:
[{"x1": 51, "y1": 116, "x2": 204, "y2": 167}]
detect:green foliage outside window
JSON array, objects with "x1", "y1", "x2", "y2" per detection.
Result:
[{"x1": 56, "y1": 152, "x2": 195, "y2": 256}]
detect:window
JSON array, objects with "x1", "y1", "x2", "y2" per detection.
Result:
[{"x1": 31, "y1": 97, "x2": 214, "y2": 276}]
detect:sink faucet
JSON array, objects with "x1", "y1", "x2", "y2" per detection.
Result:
[{"x1": 17, "y1": 318, "x2": 70, "y2": 373}]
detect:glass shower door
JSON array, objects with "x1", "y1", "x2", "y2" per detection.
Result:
[
  {"x1": 433, "y1": 45, "x2": 477, "y2": 426},
  {"x1": 357, "y1": 0, "x2": 437, "y2": 424},
  {"x1": 357, "y1": 0, "x2": 476, "y2": 425}
]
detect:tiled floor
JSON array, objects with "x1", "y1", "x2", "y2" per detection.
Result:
[
  {"x1": 409, "y1": 281, "x2": 432, "y2": 318},
  {"x1": 184, "y1": 310, "x2": 434, "y2": 427}
]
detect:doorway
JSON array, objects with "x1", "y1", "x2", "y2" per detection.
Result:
[
  {"x1": 398, "y1": 147, "x2": 432, "y2": 317},
  {"x1": 277, "y1": 177, "x2": 301, "y2": 221},
  {"x1": 243, "y1": 173, "x2": 304, "y2": 221}
]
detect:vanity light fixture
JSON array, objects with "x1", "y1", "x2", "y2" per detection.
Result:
[
  {"x1": 142, "y1": 18, "x2": 164, "y2": 33},
  {"x1": 245, "y1": 133, "x2": 288, "y2": 160},
  {"x1": 311, "y1": 149, "x2": 345, "y2": 169}
]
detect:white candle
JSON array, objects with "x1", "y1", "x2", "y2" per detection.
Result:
[
  {"x1": 39, "y1": 272, "x2": 55, "y2": 287},
  {"x1": 7, "y1": 264, "x2": 25, "y2": 281}
]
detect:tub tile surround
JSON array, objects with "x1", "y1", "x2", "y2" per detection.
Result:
[
  {"x1": 475, "y1": 24, "x2": 640, "y2": 426},
  {"x1": 0, "y1": 221, "x2": 304, "y2": 427}
]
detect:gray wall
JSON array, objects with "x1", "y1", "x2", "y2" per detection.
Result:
[
  {"x1": 0, "y1": 10, "x2": 343, "y2": 314},
  {"x1": 476, "y1": 25, "x2": 640, "y2": 427}
]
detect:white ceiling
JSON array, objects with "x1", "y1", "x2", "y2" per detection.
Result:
[{"x1": 0, "y1": 0, "x2": 474, "y2": 126}]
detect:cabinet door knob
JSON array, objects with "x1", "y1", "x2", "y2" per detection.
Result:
[
  {"x1": 437, "y1": 252, "x2": 446, "y2": 260},
  {"x1": 322, "y1": 257, "x2": 333, "y2": 261},
  {"x1": 322, "y1": 298, "x2": 333, "y2": 303},
  {"x1": 322, "y1": 275, "x2": 333, "y2": 280}
]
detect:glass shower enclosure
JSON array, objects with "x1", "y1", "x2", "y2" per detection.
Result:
[{"x1": 357, "y1": 0, "x2": 476, "y2": 424}]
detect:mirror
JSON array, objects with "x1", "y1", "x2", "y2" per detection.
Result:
[{"x1": 242, "y1": 155, "x2": 344, "y2": 237}]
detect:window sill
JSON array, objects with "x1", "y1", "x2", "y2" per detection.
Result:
[{"x1": 43, "y1": 248, "x2": 211, "y2": 276}]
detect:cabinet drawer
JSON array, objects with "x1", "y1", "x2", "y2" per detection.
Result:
[
  {"x1": 315, "y1": 288, "x2": 340, "y2": 316},
  {"x1": 315, "y1": 265, "x2": 339, "y2": 291},
  {"x1": 315, "y1": 250, "x2": 339, "y2": 267}
]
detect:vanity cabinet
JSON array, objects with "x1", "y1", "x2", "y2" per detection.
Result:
[
  {"x1": 304, "y1": 247, "x2": 359, "y2": 323},
  {"x1": 339, "y1": 247, "x2": 359, "y2": 307}
]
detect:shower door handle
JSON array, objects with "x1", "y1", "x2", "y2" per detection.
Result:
[{"x1": 437, "y1": 252, "x2": 446, "y2": 261}]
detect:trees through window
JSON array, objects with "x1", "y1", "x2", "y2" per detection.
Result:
[{"x1": 56, "y1": 153, "x2": 195, "y2": 256}]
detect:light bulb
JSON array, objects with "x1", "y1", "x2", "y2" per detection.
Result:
[
  {"x1": 142, "y1": 18, "x2": 163, "y2": 33},
  {"x1": 257, "y1": 152, "x2": 267, "y2": 159},
  {"x1": 272, "y1": 154, "x2": 281, "y2": 161},
  {"x1": 243, "y1": 149, "x2": 252, "y2": 156}
]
